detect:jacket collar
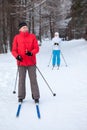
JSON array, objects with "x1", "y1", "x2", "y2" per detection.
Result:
[{"x1": 19, "y1": 31, "x2": 29, "y2": 37}]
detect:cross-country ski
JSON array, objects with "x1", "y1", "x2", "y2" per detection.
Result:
[
  {"x1": 16, "y1": 102, "x2": 22, "y2": 117},
  {"x1": 35, "y1": 103, "x2": 41, "y2": 119},
  {"x1": 16, "y1": 102, "x2": 41, "y2": 119},
  {"x1": 52, "y1": 66, "x2": 59, "y2": 70}
]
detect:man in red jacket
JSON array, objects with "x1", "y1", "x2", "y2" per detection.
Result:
[{"x1": 12, "y1": 22, "x2": 40, "y2": 103}]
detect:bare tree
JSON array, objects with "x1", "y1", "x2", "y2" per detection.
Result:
[
  {"x1": 0, "y1": 0, "x2": 9, "y2": 53},
  {"x1": 0, "y1": 0, "x2": 73, "y2": 53}
]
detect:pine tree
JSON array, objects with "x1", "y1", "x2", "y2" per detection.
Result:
[{"x1": 68, "y1": 0, "x2": 87, "y2": 39}]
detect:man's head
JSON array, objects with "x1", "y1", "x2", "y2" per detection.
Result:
[{"x1": 18, "y1": 22, "x2": 28, "y2": 32}]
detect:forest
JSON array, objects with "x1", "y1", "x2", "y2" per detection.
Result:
[{"x1": 0, "y1": 0, "x2": 87, "y2": 53}]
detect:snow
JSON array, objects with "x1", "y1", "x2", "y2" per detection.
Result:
[{"x1": 0, "y1": 38, "x2": 87, "y2": 130}]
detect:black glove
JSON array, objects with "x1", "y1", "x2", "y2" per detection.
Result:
[
  {"x1": 16, "y1": 55, "x2": 23, "y2": 61},
  {"x1": 54, "y1": 43, "x2": 59, "y2": 45},
  {"x1": 25, "y1": 51, "x2": 33, "y2": 56}
]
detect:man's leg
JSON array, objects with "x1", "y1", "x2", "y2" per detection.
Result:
[
  {"x1": 18, "y1": 66, "x2": 26, "y2": 101},
  {"x1": 27, "y1": 65, "x2": 40, "y2": 101}
]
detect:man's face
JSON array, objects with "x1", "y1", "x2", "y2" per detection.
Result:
[{"x1": 19, "y1": 26, "x2": 28, "y2": 32}]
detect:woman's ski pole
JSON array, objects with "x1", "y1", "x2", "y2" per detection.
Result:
[
  {"x1": 48, "y1": 54, "x2": 52, "y2": 67},
  {"x1": 61, "y1": 51, "x2": 68, "y2": 67}
]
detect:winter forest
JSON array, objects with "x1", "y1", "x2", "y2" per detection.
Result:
[{"x1": 0, "y1": 0, "x2": 87, "y2": 53}]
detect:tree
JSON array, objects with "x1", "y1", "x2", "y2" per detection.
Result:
[
  {"x1": 0, "y1": 0, "x2": 9, "y2": 53},
  {"x1": 0, "y1": 0, "x2": 73, "y2": 53},
  {"x1": 67, "y1": 0, "x2": 87, "y2": 39}
]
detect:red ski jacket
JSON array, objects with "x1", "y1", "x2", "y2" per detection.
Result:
[{"x1": 12, "y1": 31, "x2": 39, "y2": 66}]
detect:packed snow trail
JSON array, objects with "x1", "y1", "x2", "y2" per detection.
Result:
[{"x1": 0, "y1": 39, "x2": 87, "y2": 130}]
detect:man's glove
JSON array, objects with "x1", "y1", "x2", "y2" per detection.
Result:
[
  {"x1": 25, "y1": 51, "x2": 33, "y2": 56},
  {"x1": 16, "y1": 55, "x2": 23, "y2": 61}
]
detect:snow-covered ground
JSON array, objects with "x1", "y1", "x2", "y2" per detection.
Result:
[{"x1": 0, "y1": 39, "x2": 87, "y2": 130}]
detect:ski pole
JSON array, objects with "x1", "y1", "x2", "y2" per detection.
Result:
[
  {"x1": 28, "y1": 53, "x2": 56, "y2": 96},
  {"x1": 61, "y1": 51, "x2": 67, "y2": 67},
  {"x1": 13, "y1": 67, "x2": 19, "y2": 94},
  {"x1": 36, "y1": 65, "x2": 56, "y2": 96},
  {"x1": 48, "y1": 53, "x2": 52, "y2": 67},
  {"x1": 59, "y1": 44, "x2": 67, "y2": 67}
]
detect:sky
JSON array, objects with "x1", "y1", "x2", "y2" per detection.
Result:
[{"x1": 0, "y1": 38, "x2": 87, "y2": 130}]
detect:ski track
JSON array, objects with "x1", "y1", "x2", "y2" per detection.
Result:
[{"x1": 0, "y1": 39, "x2": 87, "y2": 130}]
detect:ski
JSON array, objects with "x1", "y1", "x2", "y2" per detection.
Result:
[
  {"x1": 35, "y1": 103, "x2": 41, "y2": 119},
  {"x1": 52, "y1": 66, "x2": 55, "y2": 70},
  {"x1": 57, "y1": 66, "x2": 59, "y2": 70},
  {"x1": 52, "y1": 67, "x2": 59, "y2": 70},
  {"x1": 16, "y1": 102, "x2": 41, "y2": 119},
  {"x1": 16, "y1": 102, "x2": 22, "y2": 117}
]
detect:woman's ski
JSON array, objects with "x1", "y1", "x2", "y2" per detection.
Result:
[{"x1": 52, "y1": 66, "x2": 59, "y2": 70}]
